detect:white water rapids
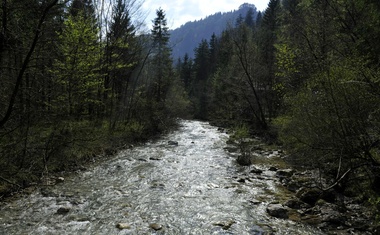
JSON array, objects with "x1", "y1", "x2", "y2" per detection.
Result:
[{"x1": 0, "y1": 120, "x2": 324, "y2": 234}]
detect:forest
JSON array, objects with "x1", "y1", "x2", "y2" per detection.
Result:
[
  {"x1": 0, "y1": 0, "x2": 189, "y2": 195},
  {"x1": 0, "y1": 0, "x2": 380, "y2": 222}
]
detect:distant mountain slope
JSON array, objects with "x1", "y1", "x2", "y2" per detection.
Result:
[{"x1": 169, "y1": 3, "x2": 258, "y2": 60}]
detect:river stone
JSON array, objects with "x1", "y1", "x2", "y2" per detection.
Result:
[
  {"x1": 250, "y1": 167, "x2": 263, "y2": 174},
  {"x1": 116, "y1": 223, "x2": 131, "y2": 229},
  {"x1": 57, "y1": 207, "x2": 70, "y2": 214},
  {"x1": 212, "y1": 220, "x2": 235, "y2": 230},
  {"x1": 237, "y1": 155, "x2": 252, "y2": 166},
  {"x1": 266, "y1": 204, "x2": 289, "y2": 219},
  {"x1": 276, "y1": 169, "x2": 295, "y2": 179},
  {"x1": 55, "y1": 177, "x2": 65, "y2": 184},
  {"x1": 269, "y1": 166, "x2": 278, "y2": 171},
  {"x1": 249, "y1": 199, "x2": 261, "y2": 205},
  {"x1": 168, "y1": 141, "x2": 178, "y2": 146},
  {"x1": 149, "y1": 223, "x2": 163, "y2": 230},
  {"x1": 285, "y1": 198, "x2": 308, "y2": 209}
]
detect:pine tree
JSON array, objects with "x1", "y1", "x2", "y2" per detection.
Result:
[{"x1": 150, "y1": 8, "x2": 172, "y2": 103}]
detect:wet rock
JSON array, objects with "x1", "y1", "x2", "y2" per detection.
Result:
[
  {"x1": 237, "y1": 178, "x2": 246, "y2": 183},
  {"x1": 168, "y1": 141, "x2": 178, "y2": 146},
  {"x1": 57, "y1": 207, "x2": 70, "y2": 214},
  {"x1": 298, "y1": 188, "x2": 322, "y2": 206},
  {"x1": 284, "y1": 180, "x2": 301, "y2": 192},
  {"x1": 149, "y1": 157, "x2": 162, "y2": 161},
  {"x1": 249, "y1": 225, "x2": 272, "y2": 235},
  {"x1": 275, "y1": 169, "x2": 294, "y2": 179},
  {"x1": 116, "y1": 223, "x2": 131, "y2": 229},
  {"x1": 55, "y1": 177, "x2": 65, "y2": 184},
  {"x1": 149, "y1": 223, "x2": 163, "y2": 231},
  {"x1": 301, "y1": 215, "x2": 322, "y2": 225},
  {"x1": 237, "y1": 155, "x2": 252, "y2": 166},
  {"x1": 249, "y1": 199, "x2": 261, "y2": 205},
  {"x1": 150, "y1": 182, "x2": 165, "y2": 189},
  {"x1": 320, "y1": 207, "x2": 346, "y2": 226},
  {"x1": 266, "y1": 204, "x2": 289, "y2": 219},
  {"x1": 285, "y1": 198, "x2": 309, "y2": 209},
  {"x1": 250, "y1": 167, "x2": 263, "y2": 174},
  {"x1": 212, "y1": 220, "x2": 235, "y2": 230},
  {"x1": 269, "y1": 166, "x2": 277, "y2": 171}
]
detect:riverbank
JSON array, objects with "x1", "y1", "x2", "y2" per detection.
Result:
[
  {"x1": 0, "y1": 118, "x2": 180, "y2": 203},
  {"x1": 224, "y1": 134, "x2": 378, "y2": 234}
]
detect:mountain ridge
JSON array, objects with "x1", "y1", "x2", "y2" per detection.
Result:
[{"x1": 169, "y1": 3, "x2": 258, "y2": 60}]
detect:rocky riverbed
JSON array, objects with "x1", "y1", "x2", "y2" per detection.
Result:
[
  {"x1": 0, "y1": 120, "x2": 376, "y2": 234},
  {"x1": 225, "y1": 135, "x2": 377, "y2": 235}
]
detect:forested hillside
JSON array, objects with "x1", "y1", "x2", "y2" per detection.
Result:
[
  {"x1": 170, "y1": 3, "x2": 258, "y2": 59},
  {"x1": 0, "y1": 0, "x2": 189, "y2": 195},
  {"x1": 176, "y1": 0, "x2": 380, "y2": 220}
]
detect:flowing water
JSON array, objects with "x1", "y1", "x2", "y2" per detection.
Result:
[{"x1": 0, "y1": 120, "x2": 324, "y2": 234}]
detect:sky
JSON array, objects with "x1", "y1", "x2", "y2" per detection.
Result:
[{"x1": 142, "y1": 0, "x2": 270, "y2": 29}]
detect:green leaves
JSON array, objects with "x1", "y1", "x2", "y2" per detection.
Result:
[{"x1": 50, "y1": 14, "x2": 103, "y2": 117}]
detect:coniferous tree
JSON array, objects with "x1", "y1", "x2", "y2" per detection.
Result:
[
  {"x1": 105, "y1": 0, "x2": 138, "y2": 128},
  {"x1": 150, "y1": 8, "x2": 172, "y2": 103}
]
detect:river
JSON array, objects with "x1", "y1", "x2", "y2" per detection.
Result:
[{"x1": 0, "y1": 120, "x2": 324, "y2": 234}]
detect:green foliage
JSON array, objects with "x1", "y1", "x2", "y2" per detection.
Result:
[{"x1": 50, "y1": 14, "x2": 103, "y2": 118}]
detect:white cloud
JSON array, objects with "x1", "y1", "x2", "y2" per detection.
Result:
[{"x1": 142, "y1": 0, "x2": 270, "y2": 29}]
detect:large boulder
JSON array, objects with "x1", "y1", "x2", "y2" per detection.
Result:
[
  {"x1": 237, "y1": 155, "x2": 251, "y2": 166},
  {"x1": 56, "y1": 207, "x2": 70, "y2": 215},
  {"x1": 297, "y1": 188, "x2": 322, "y2": 206},
  {"x1": 266, "y1": 204, "x2": 289, "y2": 219},
  {"x1": 285, "y1": 198, "x2": 309, "y2": 209}
]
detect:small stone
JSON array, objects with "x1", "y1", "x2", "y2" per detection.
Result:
[
  {"x1": 149, "y1": 157, "x2": 161, "y2": 161},
  {"x1": 250, "y1": 168, "x2": 263, "y2": 174},
  {"x1": 249, "y1": 199, "x2": 261, "y2": 205},
  {"x1": 213, "y1": 220, "x2": 235, "y2": 230},
  {"x1": 276, "y1": 169, "x2": 294, "y2": 179},
  {"x1": 237, "y1": 178, "x2": 245, "y2": 183},
  {"x1": 57, "y1": 207, "x2": 70, "y2": 214},
  {"x1": 55, "y1": 177, "x2": 65, "y2": 183},
  {"x1": 116, "y1": 223, "x2": 131, "y2": 229},
  {"x1": 269, "y1": 166, "x2": 278, "y2": 171},
  {"x1": 168, "y1": 141, "x2": 178, "y2": 146},
  {"x1": 149, "y1": 223, "x2": 163, "y2": 231}
]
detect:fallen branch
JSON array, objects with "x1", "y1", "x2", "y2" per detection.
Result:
[{"x1": 322, "y1": 168, "x2": 351, "y2": 191}]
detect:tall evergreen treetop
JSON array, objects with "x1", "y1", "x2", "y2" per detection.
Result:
[{"x1": 151, "y1": 8, "x2": 170, "y2": 47}]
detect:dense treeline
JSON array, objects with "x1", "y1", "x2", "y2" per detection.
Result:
[
  {"x1": 0, "y1": 0, "x2": 188, "y2": 195},
  {"x1": 176, "y1": 0, "x2": 380, "y2": 216}
]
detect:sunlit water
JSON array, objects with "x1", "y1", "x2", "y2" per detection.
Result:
[{"x1": 0, "y1": 120, "x2": 324, "y2": 234}]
